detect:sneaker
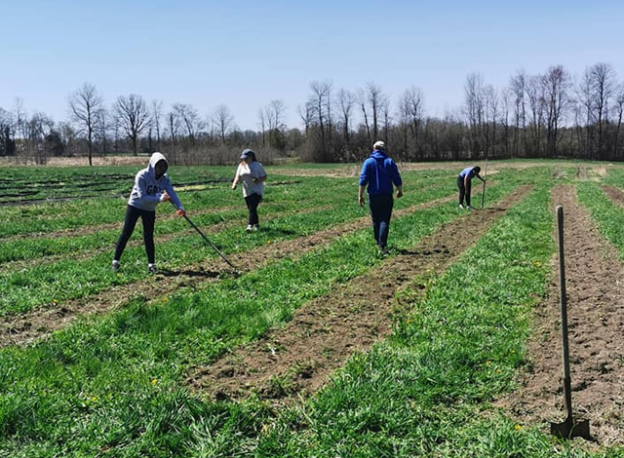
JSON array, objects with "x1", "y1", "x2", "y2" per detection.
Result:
[
  {"x1": 112, "y1": 260, "x2": 120, "y2": 271},
  {"x1": 459, "y1": 204, "x2": 464, "y2": 209},
  {"x1": 148, "y1": 264, "x2": 157, "y2": 274},
  {"x1": 467, "y1": 205, "x2": 473, "y2": 210},
  {"x1": 253, "y1": 224, "x2": 260, "y2": 231},
  {"x1": 379, "y1": 245, "x2": 389, "y2": 256},
  {"x1": 246, "y1": 224, "x2": 253, "y2": 232}
]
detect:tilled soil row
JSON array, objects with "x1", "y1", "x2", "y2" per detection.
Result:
[
  {"x1": 186, "y1": 185, "x2": 533, "y2": 404},
  {"x1": 602, "y1": 185, "x2": 624, "y2": 208},
  {"x1": 497, "y1": 185, "x2": 624, "y2": 447},
  {"x1": 0, "y1": 192, "x2": 460, "y2": 348},
  {"x1": 0, "y1": 203, "x2": 335, "y2": 275}
]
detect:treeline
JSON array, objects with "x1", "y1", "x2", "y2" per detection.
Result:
[{"x1": 1, "y1": 62, "x2": 623, "y2": 165}]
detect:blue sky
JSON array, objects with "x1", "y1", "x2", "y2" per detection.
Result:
[{"x1": 1, "y1": 0, "x2": 623, "y2": 130}]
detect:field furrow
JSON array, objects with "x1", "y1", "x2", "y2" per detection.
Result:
[{"x1": 497, "y1": 185, "x2": 624, "y2": 446}]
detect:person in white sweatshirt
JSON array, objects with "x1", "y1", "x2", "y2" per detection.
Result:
[
  {"x1": 232, "y1": 149, "x2": 267, "y2": 231},
  {"x1": 112, "y1": 152, "x2": 185, "y2": 273}
]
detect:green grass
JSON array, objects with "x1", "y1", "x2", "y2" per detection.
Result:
[
  {"x1": 0, "y1": 176, "x2": 520, "y2": 456},
  {"x1": 2, "y1": 162, "x2": 623, "y2": 457}
]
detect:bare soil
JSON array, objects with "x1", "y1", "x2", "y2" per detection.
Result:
[
  {"x1": 0, "y1": 193, "x2": 458, "y2": 347},
  {"x1": 186, "y1": 186, "x2": 532, "y2": 404},
  {"x1": 496, "y1": 185, "x2": 624, "y2": 447}
]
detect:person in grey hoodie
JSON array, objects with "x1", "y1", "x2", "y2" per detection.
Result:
[
  {"x1": 358, "y1": 141, "x2": 403, "y2": 254},
  {"x1": 112, "y1": 152, "x2": 185, "y2": 273}
]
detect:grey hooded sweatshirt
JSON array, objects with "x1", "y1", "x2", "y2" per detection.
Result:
[{"x1": 127, "y1": 152, "x2": 183, "y2": 212}]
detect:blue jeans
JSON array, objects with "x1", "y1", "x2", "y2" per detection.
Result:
[
  {"x1": 457, "y1": 175, "x2": 472, "y2": 206},
  {"x1": 368, "y1": 193, "x2": 394, "y2": 248}
]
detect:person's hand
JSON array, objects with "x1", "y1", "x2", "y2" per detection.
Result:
[
  {"x1": 232, "y1": 183, "x2": 237, "y2": 190},
  {"x1": 159, "y1": 191, "x2": 171, "y2": 202},
  {"x1": 396, "y1": 189, "x2": 403, "y2": 198},
  {"x1": 176, "y1": 209, "x2": 186, "y2": 217},
  {"x1": 358, "y1": 195, "x2": 365, "y2": 207}
]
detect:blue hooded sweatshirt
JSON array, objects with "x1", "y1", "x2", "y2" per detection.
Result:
[
  {"x1": 127, "y1": 152, "x2": 183, "y2": 212},
  {"x1": 359, "y1": 150, "x2": 402, "y2": 195}
]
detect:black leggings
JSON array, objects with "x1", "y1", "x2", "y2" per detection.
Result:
[
  {"x1": 457, "y1": 176, "x2": 472, "y2": 206},
  {"x1": 114, "y1": 205, "x2": 156, "y2": 264},
  {"x1": 245, "y1": 193, "x2": 262, "y2": 225}
]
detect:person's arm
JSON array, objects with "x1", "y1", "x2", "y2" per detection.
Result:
[
  {"x1": 464, "y1": 175, "x2": 470, "y2": 187},
  {"x1": 163, "y1": 179, "x2": 185, "y2": 215},
  {"x1": 232, "y1": 165, "x2": 241, "y2": 189},
  {"x1": 392, "y1": 162, "x2": 403, "y2": 198},
  {"x1": 358, "y1": 161, "x2": 369, "y2": 206},
  {"x1": 476, "y1": 172, "x2": 486, "y2": 183},
  {"x1": 358, "y1": 185, "x2": 366, "y2": 206}
]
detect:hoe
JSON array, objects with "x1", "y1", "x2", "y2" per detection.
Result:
[
  {"x1": 550, "y1": 206, "x2": 590, "y2": 440},
  {"x1": 174, "y1": 204, "x2": 239, "y2": 275}
]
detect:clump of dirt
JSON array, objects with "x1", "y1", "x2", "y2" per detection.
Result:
[
  {"x1": 186, "y1": 186, "x2": 532, "y2": 404},
  {"x1": 496, "y1": 185, "x2": 624, "y2": 447}
]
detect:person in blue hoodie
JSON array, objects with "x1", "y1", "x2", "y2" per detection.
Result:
[
  {"x1": 112, "y1": 152, "x2": 185, "y2": 273},
  {"x1": 358, "y1": 141, "x2": 403, "y2": 254},
  {"x1": 457, "y1": 166, "x2": 485, "y2": 209}
]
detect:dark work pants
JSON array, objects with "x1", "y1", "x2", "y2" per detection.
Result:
[
  {"x1": 369, "y1": 193, "x2": 394, "y2": 248},
  {"x1": 114, "y1": 205, "x2": 156, "y2": 264},
  {"x1": 457, "y1": 176, "x2": 472, "y2": 206},
  {"x1": 245, "y1": 193, "x2": 262, "y2": 225}
]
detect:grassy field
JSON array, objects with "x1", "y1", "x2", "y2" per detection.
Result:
[{"x1": 1, "y1": 160, "x2": 623, "y2": 457}]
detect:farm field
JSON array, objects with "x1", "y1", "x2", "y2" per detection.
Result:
[{"x1": 1, "y1": 160, "x2": 624, "y2": 457}]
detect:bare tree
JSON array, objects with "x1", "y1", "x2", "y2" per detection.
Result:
[
  {"x1": 366, "y1": 82, "x2": 385, "y2": 141},
  {"x1": 212, "y1": 104, "x2": 234, "y2": 145},
  {"x1": 614, "y1": 83, "x2": 624, "y2": 159},
  {"x1": 27, "y1": 112, "x2": 54, "y2": 164},
  {"x1": 114, "y1": 94, "x2": 150, "y2": 155},
  {"x1": 590, "y1": 63, "x2": 616, "y2": 159},
  {"x1": 297, "y1": 101, "x2": 314, "y2": 134},
  {"x1": 397, "y1": 86, "x2": 425, "y2": 159},
  {"x1": 483, "y1": 84, "x2": 498, "y2": 157},
  {"x1": 542, "y1": 65, "x2": 569, "y2": 156},
  {"x1": 510, "y1": 70, "x2": 527, "y2": 156},
  {"x1": 0, "y1": 107, "x2": 16, "y2": 155},
  {"x1": 336, "y1": 88, "x2": 355, "y2": 145},
  {"x1": 309, "y1": 81, "x2": 332, "y2": 160},
  {"x1": 257, "y1": 107, "x2": 267, "y2": 146},
  {"x1": 172, "y1": 103, "x2": 203, "y2": 147},
  {"x1": 500, "y1": 87, "x2": 512, "y2": 157},
  {"x1": 576, "y1": 68, "x2": 595, "y2": 159},
  {"x1": 151, "y1": 100, "x2": 163, "y2": 150},
  {"x1": 69, "y1": 82, "x2": 103, "y2": 165},
  {"x1": 526, "y1": 75, "x2": 546, "y2": 156},
  {"x1": 264, "y1": 99, "x2": 286, "y2": 149},
  {"x1": 356, "y1": 88, "x2": 370, "y2": 146},
  {"x1": 464, "y1": 73, "x2": 485, "y2": 156}
]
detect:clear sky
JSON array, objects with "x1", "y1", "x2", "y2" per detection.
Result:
[{"x1": 1, "y1": 0, "x2": 623, "y2": 130}]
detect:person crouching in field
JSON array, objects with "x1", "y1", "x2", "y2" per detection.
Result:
[
  {"x1": 112, "y1": 152, "x2": 186, "y2": 274},
  {"x1": 232, "y1": 149, "x2": 267, "y2": 232},
  {"x1": 358, "y1": 141, "x2": 403, "y2": 255},
  {"x1": 457, "y1": 166, "x2": 485, "y2": 210}
]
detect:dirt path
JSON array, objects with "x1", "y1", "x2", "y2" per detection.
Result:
[
  {"x1": 0, "y1": 193, "x2": 460, "y2": 348},
  {"x1": 497, "y1": 185, "x2": 624, "y2": 447},
  {"x1": 186, "y1": 185, "x2": 533, "y2": 404},
  {"x1": 602, "y1": 186, "x2": 624, "y2": 208}
]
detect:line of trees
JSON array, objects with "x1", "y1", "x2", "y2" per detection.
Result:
[{"x1": 1, "y1": 62, "x2": 623, "y2": 165}]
